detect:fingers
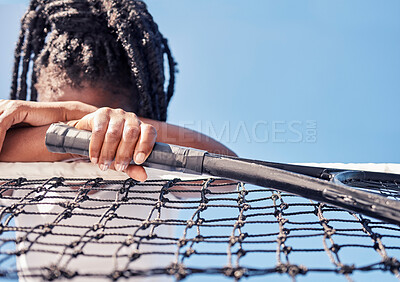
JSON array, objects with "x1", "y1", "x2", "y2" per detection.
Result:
[
  {"x1": 0, "y1": 101, "x2": 23, "y2": 151},
  {"x1": 74, "y1": 107, "x2": 156, "y2": 181},
  {"x1": 0, "y1": 100, "x2": 80, "y2": 152},
  {"x1": 112, "y1": 123, "x2": 155, "y2": 182},
  {"x1": 133, "y1": 123, "x2": 157, "y2": 165},
  {"x1": 0, "y1": 104, "x2": 26, "y2": 152},
  {"x1": 97, "y1": 117, "x2": 125, "y2": 171},
  {"x1": 113, "y1": 120, "x2": 156, "y2": 172},
  {"x1": 88, "y1": 112, "x2": 109, "y2": 165},
  {"x1": 0, "y1": 111, "x2": 15, "y2": 152},
  {"x1": 124, "y1": 164, "x2": 148, "y2": 182},
  {"x1": 114, "y1": 119, "x2": 140, "y2": 172},
  {"x1": 72, "y1": 110, "x2": 107, "y2": 164}
]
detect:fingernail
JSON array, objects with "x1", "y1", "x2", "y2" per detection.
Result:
[
  {"x1": 135, "y1": 152, "x2": 146, "y2": 164},
  {"x1": 115, "y1": 164, "x2": 123, "y2": 172},
  {"x1": 91, "y1": 157, "x2": 98, "y2": 164},
  {"x1": 121, "y1": 164, "x2": 128, "y2": 171},
  {"x1": 100, "y1": 163, "x2": 109, "y2": 171}
]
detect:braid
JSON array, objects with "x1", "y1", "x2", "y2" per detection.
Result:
[
  {"x1": 10, "y1": 0, "x2": 176, "y2": 121},
  {"x1": 10, "y1": 0, "x2": 43, "y2": 100}
]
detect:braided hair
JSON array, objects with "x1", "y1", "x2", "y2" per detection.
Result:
[{"x1": 10, "y1": 0, "x2": 176, "y2": 121}]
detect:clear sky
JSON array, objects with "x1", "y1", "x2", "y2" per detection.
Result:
[{"x1": 0, "y1": 0, "x2": 399, "y2": 164}]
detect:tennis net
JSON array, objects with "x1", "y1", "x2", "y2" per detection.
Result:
[{"x1": 0, "y1": 163, "x2": 399, "y2": 281}]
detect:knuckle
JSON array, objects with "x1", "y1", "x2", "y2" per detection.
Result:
[
  {"x1": 126, "y1": 112, "x2": 138, "y2": 121},
  {"x1": 92, "y1": 125, "x2": 106, "y2": 134},
  {"x1": 105, "y1": 129, "x2": 121, "y2": 141},
  {"x1": 115, "y1": 108, "x2": 125, "y2": 115},
  {"x1": 7, "y1": 101, "x2": 19, "y2": 112},
  {"x1": 143, "y1": 124, "x2": 157, "y2": 137},
  {"x1": 123, "y1": 125, "x2": 140, "y2": 140},
  {"x1": 98, "y1": 107, "x2": 112, "y2": 115},
  {"x1": 0, "y1": 100, "x2": 9, "y2": 108}
]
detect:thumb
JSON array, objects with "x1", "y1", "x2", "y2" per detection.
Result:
[
  {"x1": 125, "y1": 164, "x2": 148, "y2": 182},
  {"x1": 69, "y1": 113, "x2": 95, "y2": 131}
]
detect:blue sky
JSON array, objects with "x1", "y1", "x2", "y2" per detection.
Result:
[{"x1": 0, "y1": 0, "x2": 399, "y2": 164}]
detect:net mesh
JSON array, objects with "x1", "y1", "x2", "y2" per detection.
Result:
[{"x1": 0, "y1": 176, "x2": 399, "y2": 281}]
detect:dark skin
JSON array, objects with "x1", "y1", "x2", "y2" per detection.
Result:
[{"x1": 0, "y1": 82, "x2": 236, "y2": 182}]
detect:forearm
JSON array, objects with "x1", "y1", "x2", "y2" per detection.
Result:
[
  {"x1": 0, "y1": 101, "x2": 97, "y2": 162},
  {"x1": 0, "y1": 108, "x2": 235, "y2": 163},
  {"x1": 0, "y1": 125, "x2": 74, "y2": 162},
  {"x1": 141, "y1": 118, "x2": 237, "y2": 157},
  {"x1": 64, "y1": 104, "x2": 235, "y2": 156}
]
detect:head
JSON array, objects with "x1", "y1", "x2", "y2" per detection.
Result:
[{"x1": 11, "y1": 0, "x2": 176, "y2": 121}]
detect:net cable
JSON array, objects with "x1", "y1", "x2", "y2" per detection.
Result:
[{"x1": 0, "y1": 176, "x2": 399, "y2": 281}]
